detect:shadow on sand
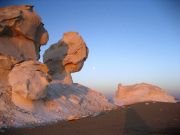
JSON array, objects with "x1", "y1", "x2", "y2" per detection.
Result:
[{"x1": 123, "y1": 107, "x2": 151, "y2": 135}]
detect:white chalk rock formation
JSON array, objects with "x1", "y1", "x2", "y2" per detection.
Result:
[
  {"x1": 114, "y1": 83, "x2": 176, "y2": 106},
  {"x1": 0, "y1": 6, "x2": 50, "y2": 127},
  {"x1": 8, "y1": 61, "x2": 50, "y2": 101},
  {"x1": 0, "y1": 5, "x2": 49, "y2": 87},
  {"x1": 0, "y1": 5, "x2": 115, "y2": 128},
  {"x1": 0, "y1": 5, "x2": 49, "y2": 61},
  {"x1": 9, "y1": 83, "x2": 115, "y2": 127},
  {"x1": 43, "y1": 32, "x2": 88, "y2": 84}
]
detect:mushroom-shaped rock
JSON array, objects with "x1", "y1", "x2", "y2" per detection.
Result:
[
  {"x1": 8, "y1": 61, "x2": 50, "y2": 101},
  {"x1": 0, "y1": 5, "x2": 49, "y2": 61},
  {"x1": 114, "y1": 83, "x2": 176, "y2": 106},
  {"x1": 43, "y1": 32, "x2": 88, "y2": 84}
]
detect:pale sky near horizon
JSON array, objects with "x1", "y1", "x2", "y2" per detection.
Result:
[{"x1": 1, "y1": 0, "x2": 180, "y2": 98}]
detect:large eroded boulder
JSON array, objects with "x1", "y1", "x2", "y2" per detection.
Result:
[
  {"x1": 8, "y1": 61, "x2": 50, "y2": 101},
  {"x1": 0, "y1": 5, "x2": 48, "y2": 61},
  {"x1": 0, "y1": 5, "x2": 49, "y2": 127},
  {"x1": 43, "y1": 32, "x2": 88, "y2": 84},
  {"x1": 114, "y1": 83, "x2": 176, "y2": 106}
]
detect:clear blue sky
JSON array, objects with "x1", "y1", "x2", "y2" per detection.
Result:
[{"x1": 1, "y1": 0, "x2": 180, "y2": 97}]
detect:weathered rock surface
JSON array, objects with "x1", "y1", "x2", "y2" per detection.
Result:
[
  {"x1": 0, "y1": 54, "x2": 18, "y2": 87},
  {"x1": 0, "y1": 6, "x2": 115, "y2": 128},
  {"x1": 114, "y1": 83, "x2": 176, "y2": 106},
  {"x1": 0, "y1": 78, "x2": 116, "y2": 127},
  {"x1": 0, "y1": 5, "x2": 48, "y2": 61},
  {"x1": 1, "y1": 83, "x2": 115, "y2": 127},
  {"x1": 8, "y1": 60, "x2": 50, "y2": 101},
  {"x1": 43, "y1": 32, "x2": 88, "y2": 84}
]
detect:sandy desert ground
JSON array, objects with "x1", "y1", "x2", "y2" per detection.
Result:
[{"x1": 1, "y1": 102, "x2": 180, "y2": 135}]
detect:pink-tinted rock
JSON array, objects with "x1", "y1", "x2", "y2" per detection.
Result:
[
  {"x1": 0, "y1": 6, "x2": 115, "y2": 128},
  {"x1": 8, "y1": 60, "x2": 50, "y2": 101},
  {"x1": 0, "y1": 54, "x2": 18, "y2": 87},
  {"x1": 114, "y1": 83, "x2": 176, "y2": 106},
  {"x1": 0, "y1": 5, "x2": 49, "y2": 61},
  {"x1": 43, "y1": 32, "x2": 88, "y2": 84}
]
